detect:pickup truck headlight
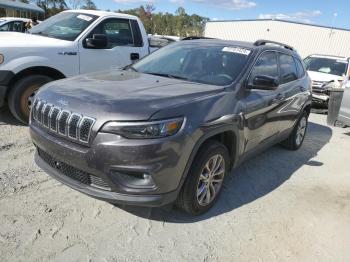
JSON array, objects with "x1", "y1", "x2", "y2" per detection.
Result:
[
  {"x1": 0, "y1": 54, "x2": 4, "y2": 64},
  {"x1": 101, "y1": 117, "x2": 185, "y2": 139}
]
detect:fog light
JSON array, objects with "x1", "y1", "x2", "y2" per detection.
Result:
[{"x1": 0, "y1": 54, "x2": 4, "y2": 64}]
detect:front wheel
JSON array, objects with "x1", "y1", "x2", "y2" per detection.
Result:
[
  {"x1": 8, "y1": 75, "x2": 53, "y2": 124},
  {"x1": 176, "y1": 141, "x2": 230, "y2": 215},
  {"x1": 281, "y1": 111, "x2": 309, "y2": 150}
]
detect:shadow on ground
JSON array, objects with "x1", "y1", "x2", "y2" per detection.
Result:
[
  {"x1": 119, "y1": 121, "x2": 332, "y2": 223},
  {"x1": 0, "y1": 107, "x2": 24, "y2": 126}
]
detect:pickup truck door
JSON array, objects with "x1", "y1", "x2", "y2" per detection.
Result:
[
  {"x1": 79, "y1": 18, "x2": 144, "y2": 74},
  {"x1": 242, "y1": 51, "x2": 285, "y2": 153}
]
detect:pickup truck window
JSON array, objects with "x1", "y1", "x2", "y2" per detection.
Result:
[
  {"x1": 0, "y1": 22, "x2": 10, "y2": 31},
  {"x1": 30, "y1": 12, "x2": 98, "y2": 41},
  {"x1": 133, "y1": 43, "x2": 250, "y2": 86},
  {"x1": 89, "y1": 18, "x2": 134, "y2": 47},
  {"x1": 279, "y1": 53, "x2": 298, "y2": 84},
  {"x1": 248, "y1": 51, "x2": 278, "y2": 86}
]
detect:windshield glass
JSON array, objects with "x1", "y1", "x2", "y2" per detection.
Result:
[
  {"x1": 304, "y1": 56, "x2": 348, "y2": 76},
  {"x1": 133, "y1": 42, "x2": 251, "y2": 86},
  {"x1": 29, "y1": 12, "x2": 98, "y2": 41}
]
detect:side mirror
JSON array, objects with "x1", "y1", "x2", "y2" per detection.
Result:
[
  {"x1": 85, "y1": 34, "x2": 108, "y2": 49},
  {"x1": 248, "y1": 75, "x2": 279, "y2": 90}
]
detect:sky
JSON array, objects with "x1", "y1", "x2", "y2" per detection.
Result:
[{"x1": 93, "y1": 0, "x2": 350, "y2": 30}]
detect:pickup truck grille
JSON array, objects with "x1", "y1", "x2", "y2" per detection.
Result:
[{"x1": 32, "y1": 99, "x2": 95, "y2": 144}]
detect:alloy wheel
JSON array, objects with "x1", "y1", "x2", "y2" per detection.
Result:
[
  {"x1": 296, "y1": 116, "x2": 307, "y2": 146},
  {"x1": 196, "y1": 154, "x2": 225, "y2": 206}
]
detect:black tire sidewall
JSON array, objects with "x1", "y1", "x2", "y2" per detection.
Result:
[
  {"x1": 291, "y1": 111, "x2": 308, "y2": 150},
  {"x1": 8, "y1": 75, "x2": 52, "y2": 124},
  {"x1": 182, "y1": 141, "x2": 230, "y2": 215}
]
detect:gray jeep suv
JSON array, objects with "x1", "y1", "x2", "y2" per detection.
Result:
[{"x1": 30, "y1": 39, "x2": 312, "y2": 215}]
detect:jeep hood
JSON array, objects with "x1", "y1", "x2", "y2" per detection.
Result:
[
  {"x1": 0, "y1": 32, "x2": 72, "y2": 48},
  {"x1": 36, "y1": 70, "x2": 224, "y2": 121}
]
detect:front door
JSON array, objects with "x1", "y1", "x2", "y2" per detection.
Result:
[
  {"x1": 79, "y1": 18, "x2": 142, "y2": 74},
  {"x1": 243, "y1": 51, "x2": 285, "y2": 153}
]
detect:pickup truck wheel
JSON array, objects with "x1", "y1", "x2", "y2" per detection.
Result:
[
  {"x1": 8, "y1": 75, "x2": 53, "y2": 124},
  {"x1": 176, "y1": 141, "x2": 229, "y2": 215},
  {"x1": 281, "y1": 111, "x2": 308, "y2": 150}
]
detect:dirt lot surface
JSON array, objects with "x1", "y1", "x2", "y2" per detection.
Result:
[{"x1": 1, "y1": 108, "x2": 350, "y2": 262}]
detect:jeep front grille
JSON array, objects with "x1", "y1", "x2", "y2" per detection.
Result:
[
  {"x1": 32, "y1": 99, "x2": 95, "y2": 144},
  {"x1": 37, "y1": 148, "x2": 111, "y2": 191}
]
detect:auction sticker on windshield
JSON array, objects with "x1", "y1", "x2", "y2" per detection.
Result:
[
  {"x1": 223, "y1": 47, "x2": 251, "y2": 56},
  {"x1": 77, "y1": 14, "x2": 93, "y2": 22}
]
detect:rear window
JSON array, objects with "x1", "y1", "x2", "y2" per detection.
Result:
[
  {"x1": 294, "y1": 58, "x2": 306, "y2": 78},
  {"x1": 279, "y1": 54, "x2": 298, "y2": 84}
]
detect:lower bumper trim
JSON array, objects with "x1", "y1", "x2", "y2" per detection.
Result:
[{"x1": 35, "y1": 152, "x2": 178, "y2": 207}]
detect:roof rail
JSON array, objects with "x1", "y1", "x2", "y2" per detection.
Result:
[
  {"x1": 182, "y1": 36, "x2": 214, "y2": 41},
  {"x1": 254, "y1": 39, "x2": 294, "y2": 51}
]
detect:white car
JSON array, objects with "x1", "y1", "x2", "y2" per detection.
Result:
[
  {"x1": 304, "y1": 54, "x2": 350, "y2": 107},
  {"x1": 0, "y1": 10, "x2": 155, "y2": 123},
  {"x1": 0, "y1": 17, "x2": 30, "y2": 33}
]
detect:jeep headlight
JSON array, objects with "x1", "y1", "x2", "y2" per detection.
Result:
[
  {"x1": 101, "y1": 117, "x2": 185, "y2": 139},
  {"x1": 0, "y1": 54, "x2": 4, "y2": 64}
]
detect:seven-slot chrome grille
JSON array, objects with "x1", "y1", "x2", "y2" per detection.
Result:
[{"x1": 32, "y1": 99, "x2": 95, "y2": 144}]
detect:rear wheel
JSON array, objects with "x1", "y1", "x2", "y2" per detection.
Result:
[
  {"x1": 176, "y1": 140, "x2": 230, "y2": 215},
  {"x1": 281, "y1": 111, "x2": 308, "y2": 150},
  {"x1": 8, "y1": 75, "x2": 52, "y2": 124}
]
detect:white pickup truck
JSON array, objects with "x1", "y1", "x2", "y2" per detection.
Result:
[{"x1": 0, "y1": 10, "x2": 153, "y2": 123}]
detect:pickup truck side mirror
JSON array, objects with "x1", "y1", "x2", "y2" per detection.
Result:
[
  {"x1": 247, "y1": 75, "x2": 279, "y2": 90},
  {"x1": 85, "y1": 34, "x2": 108, "y2": 49}
]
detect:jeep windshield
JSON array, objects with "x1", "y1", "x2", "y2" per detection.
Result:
[
  {"x1": 304, "y1": 56, "x2": 348, "y2": 77},
  {"x1": 132, "y1": 42, "x2": 251, "y2": 86},
  {"x1": 29, "y1": 12, "x2": 98, "y2": 41}
]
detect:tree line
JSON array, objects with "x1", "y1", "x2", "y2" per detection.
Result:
[{"x1": 19, "y1": 1, "x2": 208, "y2": 36}]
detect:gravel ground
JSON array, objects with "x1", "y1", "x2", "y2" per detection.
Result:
[{"x1": 0, "y1": 108, "x2": 350, "y2": 262}]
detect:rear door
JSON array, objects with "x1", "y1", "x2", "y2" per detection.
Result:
[
  {"x1": 79, "y1": 18, "x2": 143, "y2": 74},
  {"x1": 277, "y1": 53, "x2": 308, "y2": 134},
  {"x1": 243, "y1": 51, "x2": 285, "y2": 153}
]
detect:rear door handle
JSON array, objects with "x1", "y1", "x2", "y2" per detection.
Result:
[
  {"x1": 300, "y1": 86, "x2": 307, "y2": 92},
  {"x1": 271, "y1": 93, "x2": 286, "y2": 104}
]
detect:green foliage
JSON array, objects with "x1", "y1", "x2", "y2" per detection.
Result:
[
  {"x1": 116, "y1": 5, "x2": 209, "y2": 37},
  {"x1": 28, "y1": 1, "x2": 207, "y2": 36}
]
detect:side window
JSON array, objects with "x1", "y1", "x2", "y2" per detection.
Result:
[
  {"x1": 89, "y1": 18, "x2": 134, "y2": 48},
  {"x1": 279, "y1": 54, "x2": 298, "y2": 84},
  {"x1": 12, "y1": 21, "x2": 23, "y2": 32},
  {"x1": 248, "y1": 51, "x2": 278, "y2": 86},
  {"x1": 0, "y1": 22, "x2": 11, "y2": 31},
  {"x1": 294, "y1": 57, "x2": 305, "y2": 78}
]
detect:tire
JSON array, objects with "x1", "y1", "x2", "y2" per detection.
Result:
[
  {"x1": 8, "y1": 75, "x2": 53, "y2": 124},
  {"x1": 176, "y1": 140, "x2": 230, "y2": 215},
  {"x1": 281, "y1": 110, "x2": 309, "y2": 150}
]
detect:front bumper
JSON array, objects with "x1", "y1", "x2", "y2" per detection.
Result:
[
  {"x1": 312, "y1": 92, "x2": 329, "y2": 107},
  {"x1": 0, "y1": 70, "x2": 15, "y2": 107},
  {"x1": 30, "y1": 122, "x2": 194, "y2": 207},
  {"x1": 35, "y1": 152, "x2": 178, "y2": 206}
]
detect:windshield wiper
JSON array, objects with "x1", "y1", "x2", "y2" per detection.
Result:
[
  {"x1": 146, "y1": 72, "x2": 189, "y2": 80},
  {"x1": 31, "y1": 31, "x2": 49, "y2": 37}
]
